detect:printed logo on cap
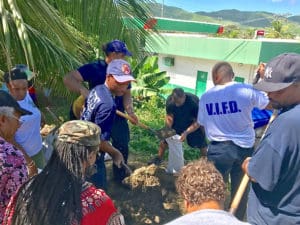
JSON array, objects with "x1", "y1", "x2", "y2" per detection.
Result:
[
  {"x1": 122, "y1": 64, "x2": 131, "y2": 75},
  {"x1": 264, "y1": 66, "x2": 273, "y2": 79}
]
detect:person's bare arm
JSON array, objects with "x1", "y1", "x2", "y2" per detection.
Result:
[
  {"x1": 165, "y1": 114, "x2": 174, "y2": 128},
  {"x1": 63, "y1": 70, "x2": 90, "y2": 98},
  {"x1": 100, "y1": 141, "x2": 124, "y2": 168},
  {"x1": 10, "y1": 139, "x2": 38, "y2": 177},
  {"x1": 123, "y1": 89, "x2": 138, "y2": 124},
  {"x1": 180, "y1": 121, "x2": 201, "y2": 142}
]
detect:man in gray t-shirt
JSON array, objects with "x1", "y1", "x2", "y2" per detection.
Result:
[{"x1": 242, "y1": 53, "x2": 300, "y2": 225}]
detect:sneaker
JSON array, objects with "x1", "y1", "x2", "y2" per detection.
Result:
[
  {"x1": 147, "y1": 156, "x2": 163, "y2": 166},
  {"x1": 165, "y1": 168, "x2": 180, "y2": 176}
]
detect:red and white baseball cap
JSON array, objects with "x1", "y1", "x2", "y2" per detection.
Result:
[{"x1": 107, "y1": 59, "x2": 136, "y2": 83}]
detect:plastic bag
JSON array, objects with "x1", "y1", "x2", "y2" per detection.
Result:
[{"x1": 165, "y1": 134, "x2": 184, "y2": 174}]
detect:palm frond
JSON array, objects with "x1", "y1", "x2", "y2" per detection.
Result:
[
  {"x1": 131, "y1": 56, "x2": 170, "y2": 99},
  {"x1": 47, "y1": 0, "x2": 160, "y2": 57},
  {"x1": 0, "y1": 0, "x2": 12, "y2": 70},
  {"x1": 0, "y1": 0, "x2": 161, "y2": 97},
  {"x1": 0, "y1": 0, "x2": 93, "y2": 95},
  {"x1": 142, "y1": 71, "x2": 169, "y2": 88},
  {"x1": 131, "y1": 86, "x2": 158, "y2": 97}
]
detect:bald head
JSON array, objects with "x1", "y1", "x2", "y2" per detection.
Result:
[{"x1": 212, "y1": 62, "x2": 234, "y2": 85}]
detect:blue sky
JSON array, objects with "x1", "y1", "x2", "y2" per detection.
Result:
[{"x1": 160, "y1": 0, "x2": 300, "y2": 16}]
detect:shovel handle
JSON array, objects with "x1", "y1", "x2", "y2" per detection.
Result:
[
  {"x1": 229, "y1": 109, "x2": 278, "y2": 215},
  {"x1": 45, "y1": 106, "x2": 63, "y2": 124},
  {"x1": 116, "y1": 110, "x2": 149, "y2": 130},
  {"x1": 229, "y1": 175, "x2": 250, "y2": 214}
]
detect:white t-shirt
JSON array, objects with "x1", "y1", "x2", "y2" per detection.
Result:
[
  {"x1": 198, "y1": 82, "x2": 269, "y2": 148},
  {"x1": 165, "y1": 209, "x2": 250, "y2": 225},
  {"x1": 15, "y1": 92, "x2": 42, "y2": 156}
]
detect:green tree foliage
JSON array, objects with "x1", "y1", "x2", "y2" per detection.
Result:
[
  {"x1": 47, "y1": 0, "x2": 158, "y2": 57},
  {"x1": 217, "y1": 25, "x2": 240, "y2": 38},
  {"x1": 215, "y1": 24, "x2": 256, "y2": 39},
  {"x1": 214, "y1": 18, "x2": 297, "y2": 40},
  {"x1": 265, "y1": 19, "x2": 296, "y2": 39},
  {"x1": 130, "y1": 55, "x2": 170, "y2": 108},
  {"x1": 0, "y1": 0, "x2": 157, "y2": 96},
  {"x1": 0, "y1": 0, "x2": 88, "y2": 95},
  {"x1": 130, "y1": 97, "x2": 201, "y2": 161}
]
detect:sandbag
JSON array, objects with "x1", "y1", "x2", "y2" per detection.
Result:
[{"x1": 165, "y1": 135, "x2": 184, "y2": 174}]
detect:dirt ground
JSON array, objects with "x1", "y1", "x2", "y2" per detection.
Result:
[
  {"x1": 105, "y1": 154, "x2": 182, "y2": 225},
  {"x1": 41, "y1": 123, "x2": 181, "y2": 225}
]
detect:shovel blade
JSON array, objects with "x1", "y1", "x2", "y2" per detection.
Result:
[{"x1": 155, "y1": 127, "x2": 176, "y2": 140}]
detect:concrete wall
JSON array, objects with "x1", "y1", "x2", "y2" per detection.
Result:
[{"x1": 158, "y1": 54, "x2": 257, "y2": 95}]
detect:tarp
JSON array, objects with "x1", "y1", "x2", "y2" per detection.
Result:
[{"x1": 252, "y1": 108, "x2": 273, "y2": 129}]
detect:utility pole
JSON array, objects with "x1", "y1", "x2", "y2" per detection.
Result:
[{"x1": 161, "y1": 0, "x2": 164, "y2": 17}]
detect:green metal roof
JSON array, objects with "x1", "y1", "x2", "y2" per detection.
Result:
[
  {"x1": 123, "y1": 17, "x2": 222, "y2": 34},
  {"x1": 153, "y1": 17, "x2": 222, "y2": 34},
  {"x1": 259, "y1": 41, "x2": 300, "y2": 63},
  {"x1": 146, "y1": 34, "x2": 300, "y2": 65}
]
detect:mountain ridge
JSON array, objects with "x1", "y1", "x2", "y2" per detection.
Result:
[{"x1": 149, "y1": 3, "x2": 300, "y2": 30}]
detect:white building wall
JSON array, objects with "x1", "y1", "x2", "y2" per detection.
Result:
[{"x1": 158, "y1": 54, "x2": 257, "y2": 91}]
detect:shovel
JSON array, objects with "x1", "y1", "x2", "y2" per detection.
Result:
[
  {"x1": 229, "y1": 109, "x2": 279, "y2": 215},
  {"x1": 116, "y1": 110, "x2": 176, "y2": 140}
]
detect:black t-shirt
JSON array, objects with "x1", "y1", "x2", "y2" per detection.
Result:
[
  {"x1": 166, "y1": 93, "x2": 199, "y2": 134},
  {"x1": 78, "y1": 59, "x2": 107, "y2": 90}
]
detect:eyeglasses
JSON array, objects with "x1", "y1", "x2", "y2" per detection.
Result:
[{"x1": 9, "y1": 115, "x2": 23, "y2": 125}]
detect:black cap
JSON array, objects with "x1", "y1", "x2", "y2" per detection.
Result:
[
  {"x1": 4, "y1": 65, "x2": 32, "y2": 83},
  {"x1": 0, "y1": 90, "x2": 32, "y2": 116},
  {"x1": 254, "y1": 53, "x2": 300, "y2": 92}
]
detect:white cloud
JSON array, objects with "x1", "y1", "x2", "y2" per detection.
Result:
[{"x1": 271, "y1": 0, "x2": 298, "y2": 4}]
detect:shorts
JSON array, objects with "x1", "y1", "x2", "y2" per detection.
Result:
[{"x1": 186, "y1": 128, "x2": 207, "y2": 148}]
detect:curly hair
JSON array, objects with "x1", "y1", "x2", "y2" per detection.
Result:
[{"x1": 176, "y1": 159, "x2": 225, "y2": 206}]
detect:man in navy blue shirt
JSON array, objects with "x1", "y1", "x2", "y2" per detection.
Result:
[
  {"x1": 81, "y1": 59, "x2": 136, "y2": 189},
  {"x1": 64, "y1": 40, "x2": 138, "y2": 183}
]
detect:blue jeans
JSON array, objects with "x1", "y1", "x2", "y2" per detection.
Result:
[
  {"x1": 208, "y1": 141, "x2": 253, "y2": 220},
  {"x1": 89, "y1": 116, "x2": 130, "y2": 188},
  {"x1": 89, "y1": 153, "x2": 106, "y2": 190},
  {"x1": 111, "y1": 116, "x2": 130, "y2": 182}
]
